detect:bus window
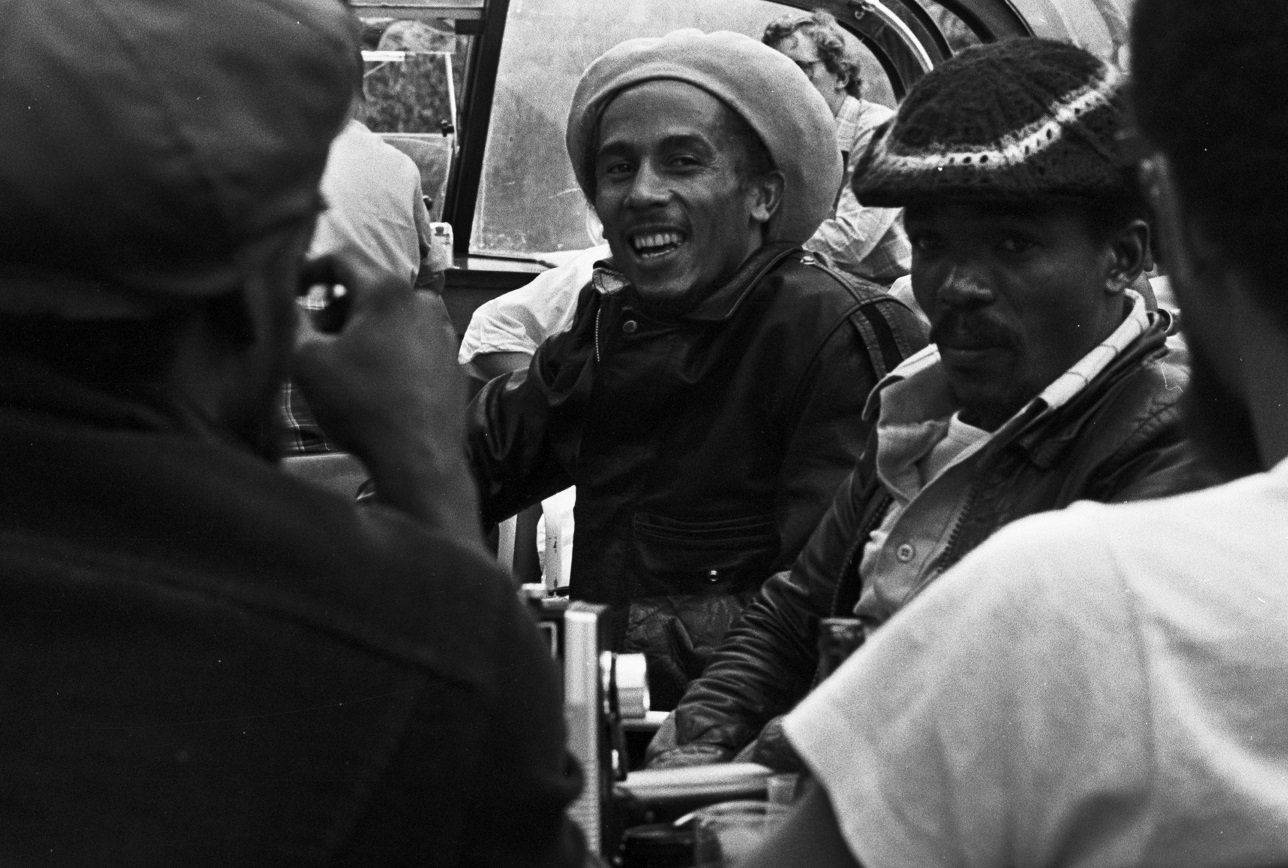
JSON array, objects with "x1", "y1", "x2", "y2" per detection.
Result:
[
  {"x1": 356, "y1": 17, "x2": 472, "y2": 222},
  {"x1": 1004, "y1": 0, "x2": 1133, "y2": 65}
]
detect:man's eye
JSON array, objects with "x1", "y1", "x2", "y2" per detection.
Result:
[
  {"x1": 998, "y1": 236, "x2": 1035, "y2": 254},
  {"x1": 909, "y1": 233, "x2": 943, "y2": 253},
  {"x1": 600, "y1": 160, "x2": 634, "y2": 178},
  {"x1": 667, "y1": 154, "x2": 701, "y2": 169}
]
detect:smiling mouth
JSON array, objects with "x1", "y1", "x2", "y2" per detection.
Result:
[{"x1": 630, "y1": 230, "x2": 685, "y2": 259}]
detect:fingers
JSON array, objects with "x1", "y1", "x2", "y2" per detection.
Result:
[
  {"x1": 295, "y1": 254, "x2": 405, "y2": 349},
  {"x1": 290, "y1": 254, "x2": 465, "y2": 467}
]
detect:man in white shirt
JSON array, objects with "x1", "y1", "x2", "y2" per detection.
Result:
[{"x1": 746, "y1": 2, "x2": 1288, "y2": 865}]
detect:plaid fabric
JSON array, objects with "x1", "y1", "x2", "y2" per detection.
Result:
[
  {"x1": 280, "y1": 379, "x2": 337, "y2": 455},
  {"x1": 280, "y1": 294, "x2": 338, "y2": 455},
  {"x1": 806, "y1": 96, "x2": 911, "y2": 286},
  {"x1": 1037, "y1": 290, "x2": 1148, "y2": 411}
]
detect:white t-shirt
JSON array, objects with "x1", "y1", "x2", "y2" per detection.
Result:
[
  {"x1": 456, "y1": 244, "x2": 609, "y2": 375},
  {"x1": 785, "y1": 458, "x2": 1288, "y2": 867},
  {"x1": 311, "y1": 120, "x2": 431, "y2": 290}
]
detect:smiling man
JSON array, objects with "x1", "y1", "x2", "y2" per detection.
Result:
[
  {"x1": 467, "y1": 29, "x2": 927, "y2": 709},
  {"x1": 647, "y1": 37, "x2": 1216, "y2": 770}
]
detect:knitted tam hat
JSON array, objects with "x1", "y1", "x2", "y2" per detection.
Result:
[
  {"x1": 854, "y1": 38, "x2": 1133, "y2": 207},
  {"x1": 566, "y1": 29, "x2": 842, "y2": 246}
]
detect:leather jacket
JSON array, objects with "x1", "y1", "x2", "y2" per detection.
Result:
[
  {"x1": 648, "y1": 311, "x2": 1216, "y2": 761},
  {"x1": 468, "y1": 243, "x2": 928, "y2": 708}
]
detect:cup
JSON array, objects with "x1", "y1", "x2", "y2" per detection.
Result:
[{"x1": 691, "y1": 800, "x2": 789, "y2": 867}]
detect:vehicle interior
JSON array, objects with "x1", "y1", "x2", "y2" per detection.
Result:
[
  {"x1": 348, "y1": 0, "x2": 1134, "y2": 334},
  {"x1": 327, "y1": 0, "x2": 1139, "y2": 857}
]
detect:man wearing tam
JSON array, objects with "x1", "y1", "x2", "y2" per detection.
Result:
[
  {"x1": 649, "y1": 38, "x2": 1214, "y2": 771},
  {"x1": 0, "y1": 0, "x2": 583, "y2": 864},
  {"x1": 467, "y1": 29, "x2": 928, "y2": 709}
]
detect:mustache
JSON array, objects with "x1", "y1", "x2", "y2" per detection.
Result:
[{"x1": 929, "y1": 311, "x2": 1016, "y2": 350}]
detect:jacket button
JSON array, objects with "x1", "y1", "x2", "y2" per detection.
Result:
[
  {"x1": 706, "y1": 570, "x2": 721, "y2": 582},
  {"x1": 622, "y1": 319, "x2": 638, "y2": 334},
  {"x1": 895, "y1": 543, "x2": 915, "y2": 563}
]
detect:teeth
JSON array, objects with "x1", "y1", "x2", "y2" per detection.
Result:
[{"x1": 631, "y1": 231, "x2": 683, "y2": 253}]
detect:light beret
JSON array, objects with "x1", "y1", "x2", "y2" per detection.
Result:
[
  {"x1": 566, "y1": 29, "x2": 842, "y2": 246},
  {"x1": 0, "y1": 0, "x2": 357, "y2": 315},
  {"x1": 855, "y1": 38, "x2": 1136, "y2": 207}
]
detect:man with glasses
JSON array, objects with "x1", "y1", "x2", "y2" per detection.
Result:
[{"x1": 763, "y1": 9, "x2": 910, "y2": 287}]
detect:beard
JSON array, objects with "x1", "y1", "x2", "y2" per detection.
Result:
[{"x1": 1182, "y1": 338, "x2": 1261, "y2": 480}]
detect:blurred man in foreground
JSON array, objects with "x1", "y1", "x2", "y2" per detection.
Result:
[
  {"x1": 0, "y1": 1, "x2": 582, "y2": 864},
  {"x1": 649, "y1": 37, "x2": 1211, "y2": 770},
  {"x1": 746, "y1": 2, "x2": 1288, "y2": 864}
]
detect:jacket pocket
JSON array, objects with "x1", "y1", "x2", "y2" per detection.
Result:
[{"x1": 632, "y1": 511, "x2": 778, "y2": 580}]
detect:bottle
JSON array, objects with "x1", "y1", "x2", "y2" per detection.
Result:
[{"x1": 816, "y1": 617, "x2": 865, "y2": 679}]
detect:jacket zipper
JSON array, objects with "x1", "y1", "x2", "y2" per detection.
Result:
[
  {"x1": 594, "y1": 306, "x2": 602, "y2": 364},
  {"x1": 925, "y1": 471, "x2": 983, "y2": 584},
  {"x1": 827, "y1": 493, "x2": 893, "y2": 617}
]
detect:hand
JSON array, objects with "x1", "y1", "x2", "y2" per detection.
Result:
[{"x1": 292, "y1": 255, "x2": 481, "y2": 542}]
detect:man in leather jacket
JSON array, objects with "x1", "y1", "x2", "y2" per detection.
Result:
[
  {"x1": 648, "y1": 37, "x2": 1216, "y2": 768},
  {"x1": 467, "y1": 30, "x2": 928, "y2": 710}
]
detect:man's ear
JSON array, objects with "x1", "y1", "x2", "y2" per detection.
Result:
[
  {"x1": 749, "y1": 170, "x2": 785, "y2": 227},
  {"x1": 1105, "y1": 217, "x2": 1150, "y2": 294}
]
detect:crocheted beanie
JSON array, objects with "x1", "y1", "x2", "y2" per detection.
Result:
[{"x1": 854, "y1": 38, "x2": 1133, "y2": 207}]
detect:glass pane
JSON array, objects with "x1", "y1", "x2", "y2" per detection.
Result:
[
  {"x1": 1007, "y1": 0, "x2": 1133, "y2": 65},
  {"x1": 355, "y1": 17, "x2": 471, "y2": 221},
  {"x1": 472, "y1": 0, "x2": 898, "y2": 261},
  {"x1": 911, "y1": 0, "x2": 986, "y2": 54}
]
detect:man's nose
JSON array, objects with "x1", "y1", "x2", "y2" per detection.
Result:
[
  {"x1": 934, "y1": 261, "x2": 995, "y2": 309},
  {"x1": 624, "y1": 161, "x2": 669, "y2": 208}
]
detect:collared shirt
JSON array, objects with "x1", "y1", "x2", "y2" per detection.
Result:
[
  {"x1": 805, "y1": 96, "x2": 911, "y2": 286},
  {"x1": 853, "y1": 291, "x2": 1151, "y2": 632}
]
